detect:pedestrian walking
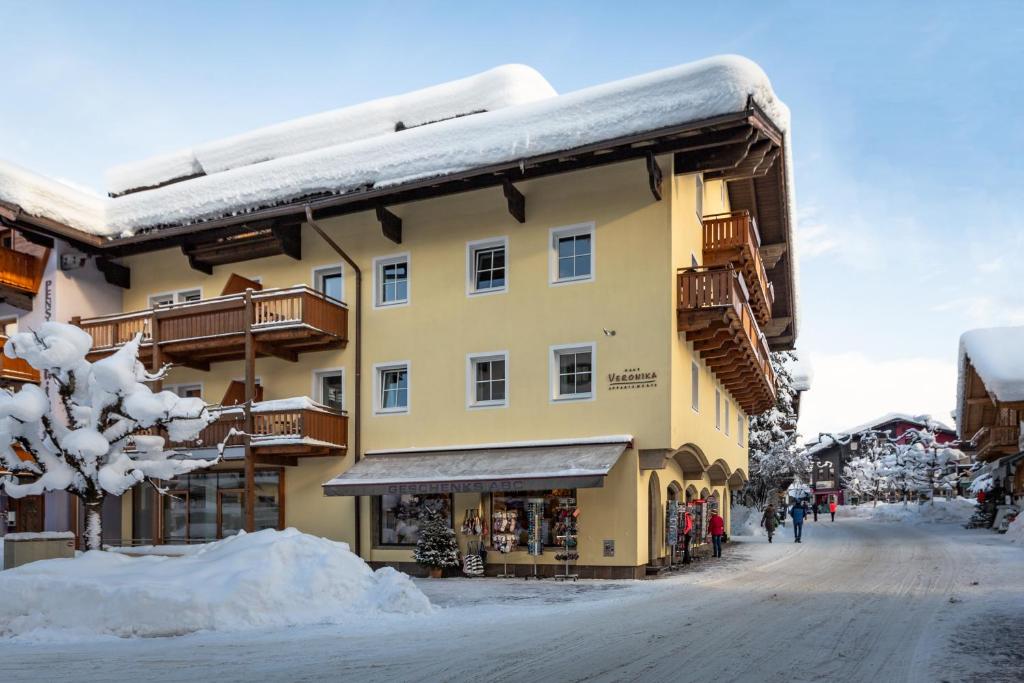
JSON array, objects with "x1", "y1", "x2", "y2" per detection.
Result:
[
  {"x1": 709, "y1": 509, "x2": 725, "y2": 558},
  {"x1": 829, "y1": 499, "x2": 837, "y2": 522},
  {"x1": 790, "y1": 500, "x2": 806, "y2": 542},
  {"x1": 682, "y1": 508, "x2": 694, "y2": 564},
  {"x1": 761, "y1": 504, "x2": 778, "y2": 543},
  {"x1": 812, "y1": 501, "x2": 819, "y2": 522}
]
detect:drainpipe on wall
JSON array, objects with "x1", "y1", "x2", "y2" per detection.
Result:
[{"x1": 304, "y1": 205, "x2": 363, "y2": 557}]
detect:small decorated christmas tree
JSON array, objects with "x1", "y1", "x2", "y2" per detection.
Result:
[{"x1": 413, "y1": 513, "x2": 460, "y2": 576}]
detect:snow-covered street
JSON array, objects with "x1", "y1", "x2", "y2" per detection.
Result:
[{"x1": 4, "y1": 515, "x2": 1021, "y2": 683}]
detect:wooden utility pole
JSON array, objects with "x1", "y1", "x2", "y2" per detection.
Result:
[{"x1": 243, "y1": 288, "x2": 256, "y2": 532}]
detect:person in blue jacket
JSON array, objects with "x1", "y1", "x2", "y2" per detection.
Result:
[{"x1": 790, "y1": 500, "x2": 807, "y2": 543}]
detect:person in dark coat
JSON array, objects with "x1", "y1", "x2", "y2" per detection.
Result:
[
  {"x1": 709, "y1": 510, "x2": 726, "y2": 558},
  {"x1": 790, "y1": 500, "x2": 807, "y2": 542},
  {"x1": 761, "y1": 504, "x2": 778, "y2": 543},
  {"x1": 812, "y1": 500, "x2": 820, "y2": 522}
]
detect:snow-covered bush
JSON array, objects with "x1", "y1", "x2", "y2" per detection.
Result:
[{"x1": 0, "y1": 323, "x2": 220, "y2": 550}]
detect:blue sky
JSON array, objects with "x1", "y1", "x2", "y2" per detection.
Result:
[{"x1": 2, "y1": 1, "x2": 1022, "y2": 438}]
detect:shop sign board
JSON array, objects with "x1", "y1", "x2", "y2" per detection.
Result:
[
  {"x1": 607, "y1": 367, "x2": 658, "y2": 391},
  {"x1": 816, "y1": 480, "x2": 834, "y2": 489}
]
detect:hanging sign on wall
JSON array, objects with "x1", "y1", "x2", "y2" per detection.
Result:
[{"x1": 607, "y1": 367, "x2": 658, "y2": 391}]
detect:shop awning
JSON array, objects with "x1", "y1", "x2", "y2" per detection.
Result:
[{"x1": 322, "y1": 436, "x2": 632, "y2": 496}]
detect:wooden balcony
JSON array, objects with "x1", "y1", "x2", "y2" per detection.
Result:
[
  {"x1": 973, "y1": 424, "x2": 1020, "y2": 462},
  {"x1": 0, "y1": 245, "x2": 49, "y2": 311},
  {"x1": 134, "y1": 399, "x2": 348, "y2": 462},
  {"x1": 677, "y1": 266, "x2": 776, "y2": 414},
  {"x1": 0, "y1": 336, "x2": 41, "y2": 385},
  {"x1": 74, "y1": 286, "x2": 347, "y2": 368},
  {"x1": 701, "y1": 211, "x2": 773, "y2": 325}
]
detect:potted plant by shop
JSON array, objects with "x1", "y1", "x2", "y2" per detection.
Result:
[{"x1": 414, "y1": 513, "x2": 461, "y2": 578}]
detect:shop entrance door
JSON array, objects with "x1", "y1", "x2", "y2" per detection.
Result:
[
  {"x1": 217, "y1": 490, "x2": 245, "y2": 539},
  {"x1": 648, "y1": 475, "x2": 662, "y2": 564},
  {"x1": 11, "y1": 495, "x2": 44, "y2": 533}
]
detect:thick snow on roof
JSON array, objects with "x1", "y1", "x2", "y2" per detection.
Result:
[
  {"x1": 105, "y1": 64, "x2": 556, "y2": 196},
  {"x1": 0, "y1": 160, "x2": 106, "y2": 234},
  {"x1": 0, "y1": 56, "x2": 790, "y2": 240},
  {"x1": 805, "y1": 412, "x2": 955, "y2": 454},
  {"x1": 786, "y1": 354, "x2": 813, "y2": 392},
  {"x1": 959, "y1": 326, "x2": 1024, "y2": 404}
]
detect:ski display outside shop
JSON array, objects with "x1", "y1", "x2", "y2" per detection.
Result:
[{"x1": 553, "y1": 498, "x2": 579, "y2": 581}]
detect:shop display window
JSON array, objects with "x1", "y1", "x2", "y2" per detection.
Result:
[
  {"x1": 491, "y1": 489, "x2": 576, "y2": 547},
  {"x1": 377, "y1": 494, "x2": 452, "y2": 546},
  {"x1": 159, "y1": 470, "x2": 281, "y2": 543}
]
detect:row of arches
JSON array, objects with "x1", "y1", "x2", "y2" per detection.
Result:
[{"x1": 646, "y1": 444, "x2": 748, "y2": 565}]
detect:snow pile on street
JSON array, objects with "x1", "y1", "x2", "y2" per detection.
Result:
[
  {"x1": 1003, "y1": 513, "x2": 1024, "y2": 544},
  {"x1": 0, "y1": 528, "x2": 431, "y2": 640},
  {"x1": 843, "y1": 498, "x2": 976, "y2": 526},
  {"x1": 107, "y1": 64, "x2": 557, "y2": 195},
  {"x1": 730, "y1": 505, "x2": 768, "y2": 537}
]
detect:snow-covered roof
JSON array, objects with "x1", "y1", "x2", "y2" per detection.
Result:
[
  {"x1": 804, "y1": 412, "x2": 956, "y2": 455},
  {"x1": 786, "y1": 354, "x2": 813, "y2": 392},
  {"x1": 105, "y1": 64, "x2": 557, "y2": 196},
  {"x1": 958, "y1": 326, "x2": 1024, "y2": 405},
  {"x1": 0, "y1": 55, "x2": 791, "y2": 240}
]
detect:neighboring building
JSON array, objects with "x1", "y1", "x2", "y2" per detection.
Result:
[
  {"x1": 956, "y1": 326, "x2": 1024, "y2": 505},
  {"x1": 805, "y1": 413, "x2": 958, "y2": 506},
  {"x1": 0, "y1": 57, "x2": 798, "y2": 577}
]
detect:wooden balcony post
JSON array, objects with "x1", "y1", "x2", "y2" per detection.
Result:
[
  {"x1": 151, "y1": 310, "x2": 162, "y2": 393},
  {"x1": 243, "y1": 288, "x2": 256, "y2": 533}
]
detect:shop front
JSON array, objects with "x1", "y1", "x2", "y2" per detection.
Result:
[{"x1": 325, "y1": 436, "x2": 645, "y2": 578}]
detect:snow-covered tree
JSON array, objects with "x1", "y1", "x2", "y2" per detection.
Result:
[
  {"x1": 737, "y1": 351, "x2": 809, "y2": 510},
  {"x1": 0, "y1": 323, "x2": 220, "y2": 551},
  {"x1": 413, "y1": 514, "x2": 460, "y2": 572}
]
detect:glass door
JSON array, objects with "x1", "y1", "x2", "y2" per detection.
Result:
[{"x1": 217, "y1": 489, "x2": 245, "y2": 539}]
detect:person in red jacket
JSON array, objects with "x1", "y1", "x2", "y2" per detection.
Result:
[
  {"x1": 682, "y1": 509, "x2": 694, "y2": 564},
  {"x1": 709, "y1": 509, "x2": 726, "y2": 558},
  {"x1": 829, "y1": 499, "x2": 838, "y2": 522}
]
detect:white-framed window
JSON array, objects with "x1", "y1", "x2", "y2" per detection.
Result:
[
  {"x1": 373, "y1": 253, "x2": 410, "y2": 308},
  {"x1": 466, "y1": 237, "x2": 508, "y2": 295},
  {"x1": 737, "y1": 415, "x2": 745, "y2": 447},
  {"x1": 149, "y1": 288, "x2": 201, "y2": 307},
  {"x1": 725, "y1": 401, "x2": 731, "y2": 436},
  {"x1": 691, "y1": 362, "x2": 699, "y2": 412},
  {"x1": 550, "y1": 343, "x2": 595, "y2": 401},
  {"x1": 549, "y1": 223, "x2": 594, "y2": 285},
  {"x1": 374, "y1": 361, "x2": 410, "y2": 414},
  {"x1": 467, "y1": 352, "x2": 508, "y2": 408},
  {"x1": 164, "y1": 383, "x2": 203, "y2": 399},
  {"x1": 313, "y1": 265, "x2": 344, "y2": 302},
  {"x1": 715, "y1": 389, "x2": 721, "y2": 430},
  {"x1": 314, "y1": 368, "x2": 345, "y2": 411},
  {"x1": 695, "y1": 174, "x2": 704, "y2": 220}
]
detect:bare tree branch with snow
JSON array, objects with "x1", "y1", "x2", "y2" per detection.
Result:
[{"x1": 0, "y1": 323, "x2": 220, "y2": 551}]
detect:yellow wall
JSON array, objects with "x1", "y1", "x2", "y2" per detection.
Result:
[{"x1": 118, "y1": 159, "x2": 751, "y2": 567}]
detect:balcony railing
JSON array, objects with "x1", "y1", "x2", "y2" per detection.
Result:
[
  {"x1": 74, "y1": 286, "x2": 347, "y2": 366},
  {"x1": 677, "y1": 266, "x2": 776, "y2": 414},
  {"x1": 974, "y1": 424, "x2": 1020, "y2": 462},
  {"x1": 0, "y1": 335, "x2": 41, "y2": 384},
  {"x1": 134, "y1": 398, "x2": 348, "y2": 457},
  {"x1": 701, "y1": 211, "x2": 773, "y2": 325}
]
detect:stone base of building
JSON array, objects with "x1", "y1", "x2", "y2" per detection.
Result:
[{"x1": 368, "y1": 560, "x2": 647, "y2": 580}]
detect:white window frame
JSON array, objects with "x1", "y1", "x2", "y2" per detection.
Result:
[
  {"x1": 691, "y1": 362, "x2": 699, "y2": 413},
  {"x1": 466, "y1": 351, "x2": 509, "y2": 409},
  {"x1": 312, "y1": 264, "x2": 345, "y2": 303},
  {"x1": 466, "y1": 236, "x2": 509, "y2": 297},
  {"x1": 372, "y1": 253, "x2": 410, "y2": 309},
  {"x1": 149, "y1": 288, "x2": 202, "y2": 307},
  {"x1": 163, "y1": 382, "x2": 204, "y2": 399},
  {"x1": 549, "y1": 222, "x2": 595, "y2": 286},
  {"x1": 725, "y1": 401, "x2": 731, "y2": 436},
  {"x1": 373, "y1": 361, "x2": 410, "y2": 415},
  {"x1": 313, "y1": 367, "x2": 346, "y2": 411},
  {"x1": 715, "y1": 389, "x2": 721, "y2": 430},
  {"x1": 549, "y1": 342, "x2": 596, "y2": 403}
]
